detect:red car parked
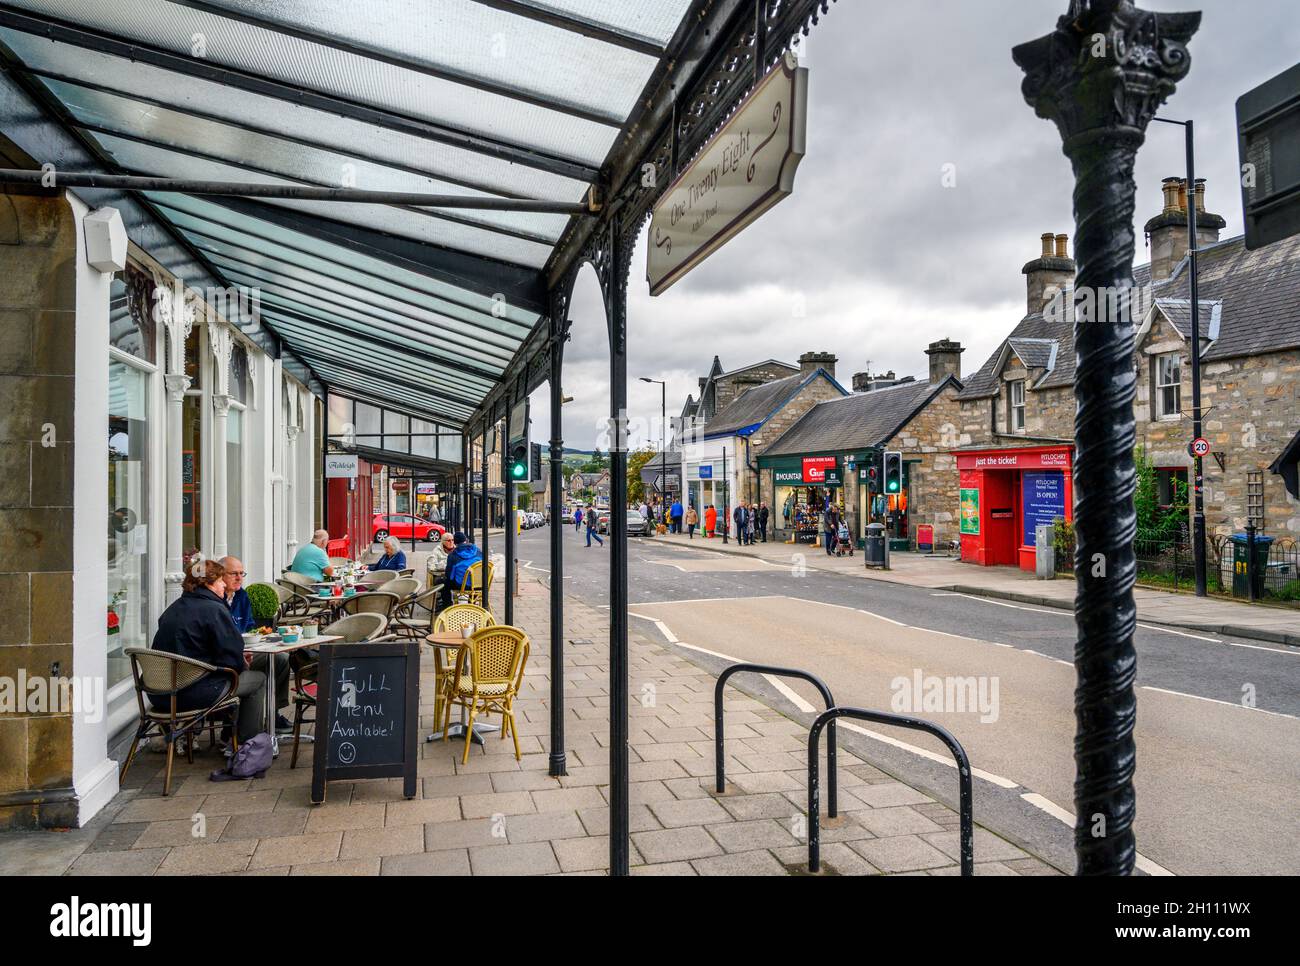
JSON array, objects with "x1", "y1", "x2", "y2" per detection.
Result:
[{"x1": 372, "y1": 513, "x2": 445, "y2": 542}]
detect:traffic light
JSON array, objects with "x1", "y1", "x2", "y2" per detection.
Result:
[
  {"x1": 508, "y1": 440, "x2": 528, "y2": 481},
  {"x1": 883, "y1": 451, "x2": 902, "y2": 494},
  {"x1": 530, "y1": 442, "x2": 542, "y2": 482}
]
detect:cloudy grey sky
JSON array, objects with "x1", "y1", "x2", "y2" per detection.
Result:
[{"x1": 532, "y1": 0, "x2": 1300, "y2": 451}]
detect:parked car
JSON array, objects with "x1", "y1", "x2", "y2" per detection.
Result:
[
  {"x1": 562, "y1": 507, "x2": 575, "y2": 523},
  {"x1": 372, "y1": 513, "x2": 445, "y2": 542},
  {"x1": 599, "y1": 510, "x2": 648, "y2": 536}
]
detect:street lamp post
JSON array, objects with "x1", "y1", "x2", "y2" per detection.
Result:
[
  {"x1": 1015, "y1": 0, "x2": 1200, "y2": 876},
  {"x1": 639, "y1": 377, "x2": 667, "y2": 512},
  {"x1": 1153, "y1": 116, "x2": 1208, "y2": 597}
]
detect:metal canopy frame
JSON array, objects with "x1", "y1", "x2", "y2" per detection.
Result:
[{"x1": 0, "y1": 0, "x2": 843, "y2": 879}]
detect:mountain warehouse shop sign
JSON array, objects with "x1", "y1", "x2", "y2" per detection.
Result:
[{"x1": 647, "y1": 54, "x2": 809, "y2": 295}]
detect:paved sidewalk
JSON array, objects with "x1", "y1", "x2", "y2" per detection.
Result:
[
  {"x1": 646, "y1": 532, "x2": 1300, "y2": 646},
  {"x1": 0, "y1": 577, "x2": 1057, "y2": 877}
]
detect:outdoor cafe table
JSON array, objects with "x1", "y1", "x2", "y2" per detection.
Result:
[
  {"x1": 243, "y1": 634, "x2": 341, "y2": 756},
  {"x1": 424, "y1": 631, "x2": 498, "y2": 746}
]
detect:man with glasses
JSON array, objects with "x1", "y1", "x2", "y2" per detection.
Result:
[{"x1": 221, "y1": 555, "x2": 292, "y2": 734}]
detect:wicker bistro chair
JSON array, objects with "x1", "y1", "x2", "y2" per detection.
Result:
[
  {"x1": 338, "y1": 589, "x2": 401, "y2": 618},
  {"x1": 277, "y1": 574, "x2": 334, "y2": 620},
  {"x1": 288, "y1": 613, "x2": 389, "y2": 768},
  {"x1": 357, "y1": 568, "x2": 399, "y2": 587},
  {"x1": 328, "y1": 557, "x2": 351, "y2": 569},
  {"x1": 456, "y1": 560, "x2": 495, "y2": 610},
  {"x1": 440, "y1": 625, "x2": 529, "y2": 765},
  {"x1": 383, "y1": 576, "x2": 423, "y2": 601},
  {"x1": 428, "y1": 605, "x2": 495, "y2": 728},
  {"x1": 390, "y1": 586, "x2": 439, "y2": 642},
  {"x1": 120, "y1": 648, "x2": 240, "y2": 796}
]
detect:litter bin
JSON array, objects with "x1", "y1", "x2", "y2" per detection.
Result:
[
  {"x1": 1229, "y1": 532, "x2": 1272, "y2": 598},
  {"x1": 864, "y1": 523, "x2": 886, "y2": 567}
]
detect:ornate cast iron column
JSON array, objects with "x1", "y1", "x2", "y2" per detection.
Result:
[
  {"x1": 1014, "y1": 0, "x2": 1199, "y2": 875},
  {"x1": 547, "y1": 279, "x2": 574, "y2": 778}
]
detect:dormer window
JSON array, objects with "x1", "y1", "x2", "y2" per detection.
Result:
[
  {"x1": 1155, "y1": 353, "x2": 1181, "y2": 419},
  {"x1": 1009, "y1": 380, "x2": 1026, "y2": 432}
]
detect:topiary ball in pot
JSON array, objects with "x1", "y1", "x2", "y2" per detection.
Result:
[{"x1": 246, "y1": 582, "x2": 282, "y2": 623}]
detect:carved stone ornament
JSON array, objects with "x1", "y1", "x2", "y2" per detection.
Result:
[{"x1": 1013, "y1": 0, "x2": 1198, "y2": 148}]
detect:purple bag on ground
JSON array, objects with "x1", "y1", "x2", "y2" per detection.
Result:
[{"x1": 209, "y1": 732, "x2": 272, "y2": 782}]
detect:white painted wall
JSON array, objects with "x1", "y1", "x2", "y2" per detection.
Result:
[{"x1": 69, "y1": 193, "x2": 120, "y2": 823}]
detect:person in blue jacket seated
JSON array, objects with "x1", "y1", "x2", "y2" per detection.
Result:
[
  {"x1": 372, "y1": 535, "x2": 407, "y2": 572},
  {"x1": 440, "y1": 531, "x2": 484, "y2": 609}
]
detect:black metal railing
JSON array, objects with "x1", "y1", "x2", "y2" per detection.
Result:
[
  {"x1": 1055, "y1": 529, "x2": 1300, "y2": 602},
  {"x1": 807, "y1": 707, "x2": 973, "y2": 876},
  {"x1": 715, "y1": 663, "x2": 838, "y2": 818}
]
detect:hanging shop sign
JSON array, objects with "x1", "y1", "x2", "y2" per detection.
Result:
[
  {"x1": 698, "y1": 464, "x2": 713, "y2": 479},
  {"x1": 325, "y1": 453, "x2": 359, "y2": 478},
  {"x1": 647, "y1": 54, "x2": 809, "y2": 295}
]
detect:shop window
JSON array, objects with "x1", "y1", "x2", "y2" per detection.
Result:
[
  {"x1": 111, "y1": 270, "x2": 156, "y2": 363},
  {"x1": 1009, "y1": 380, "x2": 1026, "y2": 432},
  {"x1": 229, "y1": 343, "x2": 248, "y2": 405},
  {"x1": 108, "y1": 358, "x2": 150, "y2": 692},
  {"x1": 1155, "y1": 353, "x2": 1181, "y2": 419}
]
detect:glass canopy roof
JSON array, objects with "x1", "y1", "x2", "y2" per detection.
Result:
[{"x1": 0, "y1": 0, "x2": 697, "y2": 427}]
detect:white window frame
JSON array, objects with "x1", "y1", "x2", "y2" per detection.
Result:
[
  {"x1": 1009, "y1": 380, "x2": 1026, "y2": 432},
  {"x1": 1155, "y1": 353, "x2": 1181, "y2": 420}
]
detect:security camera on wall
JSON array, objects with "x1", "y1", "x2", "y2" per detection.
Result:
[{"x1": 84, "y1": 206, "x2": 127, "y2": 273}]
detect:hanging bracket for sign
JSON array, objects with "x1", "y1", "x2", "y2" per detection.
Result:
[{"x1": 647, "y1": 53, "x2": 809, "y2": 295}]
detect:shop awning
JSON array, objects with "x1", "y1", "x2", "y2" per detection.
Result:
[{"x1": 0, "y1": 0, "x2": 698, "y2": 426}]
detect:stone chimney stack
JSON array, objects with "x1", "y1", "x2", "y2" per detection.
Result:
[
  {"x1": 924, "y1": 338, "x2": 964, "y2": 384},
  {"x1": 798, "y1": 351, "x2": 837, "y2": 382},
  {"x1": 1021, "y1": 231, "x2": 1075, "y2": 316},
  {"x1": 1144, "y1": 176, "x2": 1226, "y2": 282}
]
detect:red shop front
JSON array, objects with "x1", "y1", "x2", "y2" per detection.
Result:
[{"x1": 957, "y1": 445, "x2": 1073, "y2": 572}]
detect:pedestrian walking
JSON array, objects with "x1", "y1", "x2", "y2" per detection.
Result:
[
  {"x1": 670, "y1": 498, "x2": 683, "y2": 535},
  {"x1": 585, "y1": 506, "x2": 603, "y2": 547},
  {"x1": 685, "y1": 504, "x2": 698, "y2": 539},
  {"x1": 574, "y1": 506, "x2": 583, "y2": 532},
  {"x1": 746, "y1": 503, "x2": 757, "y2": 545},
  {"x1": 823, "y1": 503, "x2": 838, "y2": 555},
  {"x1": 704, "y1": 504, "x2": 717, "y2": 538},
  {"x1": 758, "y1": 502, "x2": 770, "y2": 542}
]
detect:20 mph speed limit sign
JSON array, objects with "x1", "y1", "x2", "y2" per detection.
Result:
[{"x1": 1190, "y1": 437, "x2": 1210, "y2": 458}]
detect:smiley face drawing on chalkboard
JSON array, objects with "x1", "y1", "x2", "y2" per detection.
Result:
[{"x1": 338, "y1": 741, "x2": 357, "y2": 765}]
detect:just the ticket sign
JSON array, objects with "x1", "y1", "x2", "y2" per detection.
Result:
[{"x1": 647, "y1": 54, "x2": 809, "y2": 295}]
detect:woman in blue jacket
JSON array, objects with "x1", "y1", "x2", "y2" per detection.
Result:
[{"x1": 372, "y1": 536, "x2": 407, "y2": 571}]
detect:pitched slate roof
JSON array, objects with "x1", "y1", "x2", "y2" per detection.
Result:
[
  {"x1": 1159, "y1": 234, "x2": 1300, "y2": 360},
  {"x1": 763, "y1": 376, "x2": 959, "y2": 457},
  {"x1": 704, "y1": 369, "x2": 844, "y2": 437},
  {"x1": 1007, "y1": 337, "x2": 1058, "y2": 370},
  {"x1": 958, "y1": 308, "x2": 1075, "y2": 399},
  {"x1": 1152, "y1": 298, "x2": 1220, "y2": 342}
]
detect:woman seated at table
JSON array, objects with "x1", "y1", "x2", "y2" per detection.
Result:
[
  {"x1": 372, "y1": 535, "x2": 407, "y2": 572},
  {"x1": 150, "y1": 558, "x2": 265, "y2": 743},
  {"x1": 427, "y1": 530, "x2": 455, "y2": 584}
]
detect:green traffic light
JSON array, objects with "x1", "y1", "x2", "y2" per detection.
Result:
[
  {"x1": 887, "y1": 482, "x2": 899, "y2": 492},
  {"x1": 511, "y1": 463, "x2": 527, "y2": 479}
]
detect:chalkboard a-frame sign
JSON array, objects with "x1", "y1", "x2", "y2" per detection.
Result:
[{"x1": 311, "y1": 638, "x2": 419, "y2": 804}]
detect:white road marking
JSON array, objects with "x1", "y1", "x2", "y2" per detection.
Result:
[
  {"x1": 1019, "y1": 793, "x2": 1175, "y2": 876},
  {"x1": 634, "y1": 595, "x2": 785, "y2": 607},
  {"x1": 935, "y1": 592, "x2": 1069, "y2": 617},
  {"x1": 1134, "y1": 622, "x2": 1220, "y2": 642},
  {"x1": 1141, "y1": 686, "x2": 1297, "y2": 719},
  {"x1": 836, "y1": 721, "x2": 1019, "y2": 789}
]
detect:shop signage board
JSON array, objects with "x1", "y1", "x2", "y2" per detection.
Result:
[
  {"x1": 698, "y1": 464, "x2": 713, "y2": 479},
  {"x1": 1022, "y1": 471, "x2": 1066, "y2": 546},
  {"x1": 957, "y1": 450, "x2": 1070, "y2": 471},
  {"x1": 774, "y1": 468, "x2": 802, "y2": 484},
  {"x1": 802, "y1": 456, "x2": 838, "y2": 483},
  {"x1": 959, "y1": 488, "x2": 980, "y2": 534},
  {"x1": 647, "y1": 54, "x2": 809, "y2": 295},
  {"x1": 325, "y1": 453, "x2": 359, "y2": 478}
]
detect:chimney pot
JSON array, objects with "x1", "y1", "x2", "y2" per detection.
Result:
[
  {"x1": 1054, "y1": 233, "x2": 1068, "y2": 259},
  {"x1": 1161, "y1": 176, "x2": 1182, "y2": 212},
  {"x1": 1040, "y1": 232, "x2": 1054, "y2": 258},
  {"x1": 1194, "y1": 178, "x2": 1206, "y2": 212}
]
